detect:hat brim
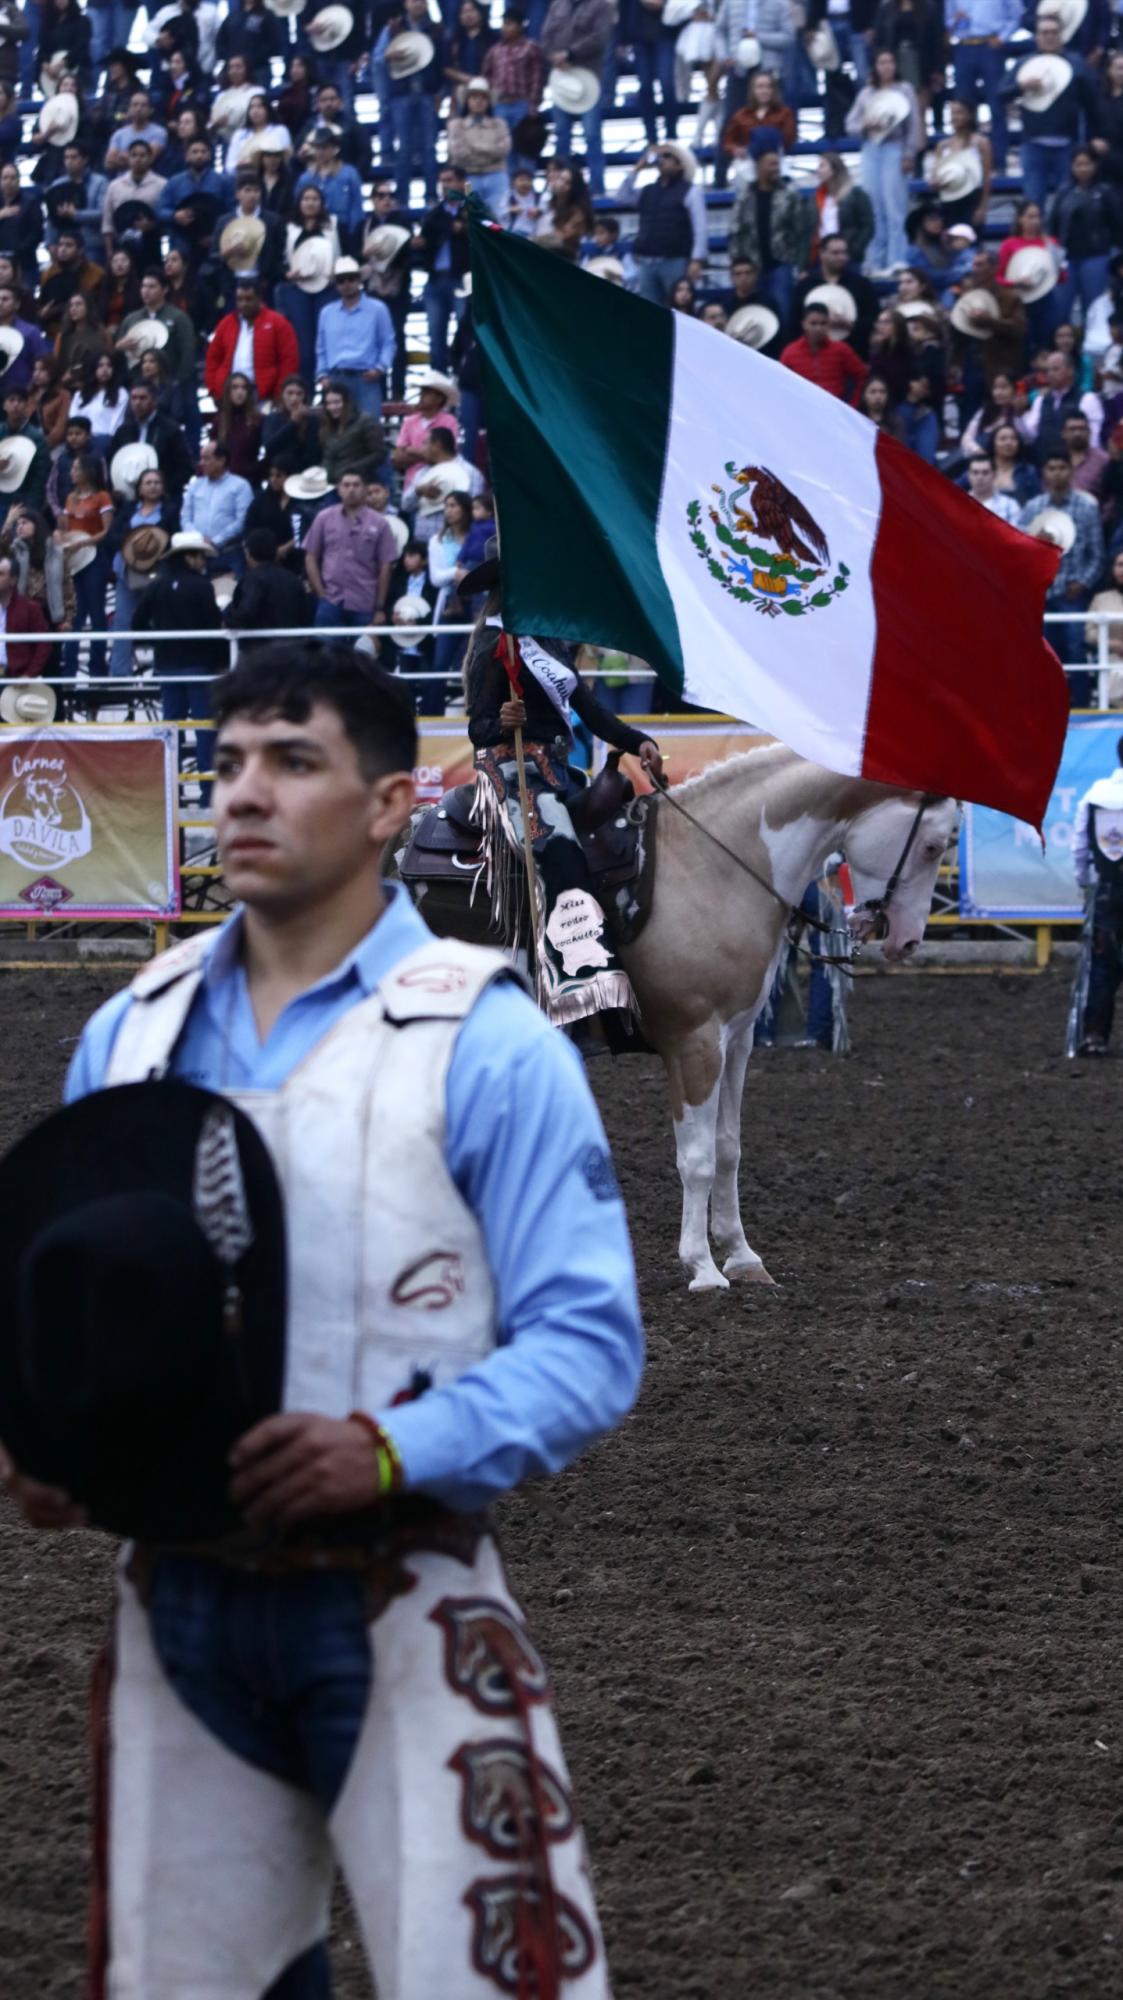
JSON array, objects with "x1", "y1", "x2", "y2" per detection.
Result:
[
  {"x1": 459, "y1": 556, "x2": 500, "y2": 596},
  {"x1": 0, "y1": 1080, "x2": 286, "y2": 1540}
]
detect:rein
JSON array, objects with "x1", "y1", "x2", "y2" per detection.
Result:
[{"x1": 651, "y1": 775, "x2": 941, "y2": 959}]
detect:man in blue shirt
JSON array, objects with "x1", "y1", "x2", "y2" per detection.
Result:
[
  {"x1": 158, "y1": 136, "x2": 231, "y2": 259},
  {"x1": 294, "y1": 128, "x2": 366, "y2": 255},
  {"x1": 7, "y1": 642, "x2": 640, "y2": 2000},
  {"x1": 180, "y1": 437, "x2": 254, "y2": 574},
  {"x1": 314, "y1": 256, "x2": 396, "y2": 417}
]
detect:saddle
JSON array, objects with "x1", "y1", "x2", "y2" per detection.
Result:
[{"x1": 397, "y1": 755, "x2": 659, "y2": 946}]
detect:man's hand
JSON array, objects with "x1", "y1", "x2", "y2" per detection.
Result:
[
  {"x1": 0, "y1": 1444, "x2": 87, "y2": 1530},
  {"x1": 1065, "y1": 580, "x2": 1085, "y2": 601},
  {"x1": 687, "y1": 258, "x2": 703, "y2": 283},
  {"x1": 499, "y1": 695, "x2": 527, "y2": 730},
  {"x1": 362, "y1": 368, "x2": 384, "y2": 381},
  {"x1": 638, "y1": 738, "x2": 664, "y2": 783},
  {"x1": 228, "y1": 1413, "x2": 385, "y2": 1529}
]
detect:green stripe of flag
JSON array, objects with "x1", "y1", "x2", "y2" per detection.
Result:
[{"x1": 469, "y1": 211, "x2": 685, "y2": 691}]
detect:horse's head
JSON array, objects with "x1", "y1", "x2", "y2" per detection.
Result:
[{"x1": 845, "y1": 793, "x2": 958, "y2": 963}]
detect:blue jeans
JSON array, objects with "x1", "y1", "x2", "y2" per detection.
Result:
[
  {"x1": 161, "y1": 672, "x2": 220, "y2": 807},
  {"x1": 275, "y1": 281, "x2": 329, "y2": 387},
  {"x1": 73, "y1": 557, "x2": 110, "y2": 679},
  {"x1": 422, "y1": 270, "x2": 465, "y2": 371},
  {"x1": 88, "y1": 0, "x2": 134, "y2": 70},
  {"x1": 467, "y1": 167, "x2": 509, "y2": 219},
  {"x1": 388, "y1": 93, "x2": 438, "y2": 200},
  {"x1": 860, "y1": 137, "x2": 908, "y2": 272},
  {"x1": 314, "y1": 598, "x2": 370, "y2": 630},
  {"x1": 327, "y1": 367, "x2": 384, "y2": 418},
  {"x1": 552, "y1": 77, "x2": 607, "y2": 195},
  {"x1": 632, "y1": 254, "x2": 687, "y2": 305},
  {"x1": 1068, "y1": 252, "x2": 1111, "y2": 315},
  {"x1": 459, "y1": 383, "x2": 481, "y2": 463},
  {"x1": 758, "y1": 263, "x2": 794, "y2": 327},
  {"x1": 148, "y1": 1557, "x2": 374, "y2": 1999},
  {"x1": 1021, "y1": 138, "x2": 1074, "y2": 214},
  {"x1": 952, "y1": 42, "x2": 1008, "y2": 167},
  {"x1": 494, "y1": 97, "x2": 531, "y2": 169},
  {"x1": 633, "y1": 39, "x2": 678, "y2": 142}
]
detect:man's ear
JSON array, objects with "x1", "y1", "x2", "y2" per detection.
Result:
[{"x1": 370, "y1": 770, "x2": 415, "y2": 848}]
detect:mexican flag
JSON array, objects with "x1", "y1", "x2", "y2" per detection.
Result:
[{"x1": 468, "y1": 214, "x2": 1069, "y2": 828}]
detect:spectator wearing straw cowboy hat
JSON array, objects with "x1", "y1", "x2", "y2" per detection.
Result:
[
  {"x1": 363, "y1": 179, "x2": 414, "y2": 402},
  {"x1": 314, "y1": 256, "x2": 395, "y2": 419},
  {"x1": 1021, "y1": 449, "x2": 1104, "y2": 698},
  {"x1": 616, "y1": 140, "x2": 706, "y2": 308},
  {"x1": 131, "y1": 527, "x2": 227, "y2": 801},
  {"x1": 391, "y1": 367, "x2": 459, "y2": 501},
  {"x1": 377, "y1": 0, "x2": 443, "y2": 203},
  {"x1": 447, "y1": 75, "x2": 512, "y2": 220},
  {"x1": 100, "y1": 140, "x2": 166, "y2": 264},
  {"x1": 793, "y1": 231, "x2": 879, "y2": 356}
]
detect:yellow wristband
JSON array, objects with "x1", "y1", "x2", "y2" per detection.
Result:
[{"x1": 349, "y1": 1412, "x2": 404, "y2": 1498}]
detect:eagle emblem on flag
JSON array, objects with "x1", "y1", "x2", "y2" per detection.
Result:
[{"x1": 687, "y1": 462, "x2": 850, "y2": 618}]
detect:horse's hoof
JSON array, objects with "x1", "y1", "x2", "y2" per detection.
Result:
[
  {"x1": 723, "y1": 1256, "x2": 776, "y2": 1285},
  {"x1": 688, "y1": 1267, "x2": 730, "y2": 1292}
]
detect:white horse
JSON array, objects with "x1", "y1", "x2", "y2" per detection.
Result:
[{"x1": 618, "y1": 745, "x2": 957, "y2": 1291}]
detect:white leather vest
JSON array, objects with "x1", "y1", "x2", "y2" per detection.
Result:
[{"x1": 106, "y1": 933, "x2": 515, "y2": 1418}]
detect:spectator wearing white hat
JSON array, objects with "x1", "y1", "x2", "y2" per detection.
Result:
[
  {"x1": 1020, "y1": 450, "x2": 1105, "y2": 699},
  {"x1": 447, "y1": 76, "x2": 512, "y2": 220},
  {"x1": 314, "y1": 257, "x2": 395, "y2": 418},
  {"x1": 540, "y1": 0, "x2": 614, "y2": 197},
  {"x1": 617, "y1": 141, "x2": 706, "y2": 307}
]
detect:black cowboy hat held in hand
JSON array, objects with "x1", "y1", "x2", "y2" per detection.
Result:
[{"x1": 0, "y1": 1082, "x2": 286, "y2": 1541}]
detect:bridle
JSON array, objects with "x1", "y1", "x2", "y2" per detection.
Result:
[
  {"x1": 847, "y1": 792, "x2": 943, "y2": 944},
  {"x1": 650, "y1": 771, "x2": 944, "y2": 956}
]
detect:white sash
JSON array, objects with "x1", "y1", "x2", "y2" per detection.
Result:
[{"x1": 486, "y1": 617, "x2": 577, "y2": 740}]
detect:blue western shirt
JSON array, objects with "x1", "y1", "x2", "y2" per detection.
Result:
[
  {"x1": 65, "y1": 887, "x2": 644, "y2": 1513},
  {"x1": 315, "y1": 294, "x2": 396, "y2": 379}
]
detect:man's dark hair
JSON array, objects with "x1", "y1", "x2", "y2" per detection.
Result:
[
  {"x1": 3, "y1": 384, "x2": 27, "y2": 403},
  {"x1": 731, "y1": 256, "x2": 758, "y2": 272},
  {"x1": 803, "y1": 304, "x2": 828, "y2": 320},
  {"x1": 212, "y1": 642, "x2": 418, "y2": 779},
  {"x1": 1044, "y1": 450, "x2": 1072, "y2": 468},
  {"x1": 207, "y1": 440, "x2": 230, "y2": 465},
  {"x1": 820, "y1": 232, "x2": 848, "y2": 254},
  {"x1": 66, "y1": 414, "x2": 93, "y2": 434},
  {"x1": 56, "y1": 228, "x2": 83, "y2": 249},
  {"x1": 429, "y1": 429, "x2": 457, "y2": 457},
  {"x1": 244, "y1": 527, "x2": 277, "y2": 563},
  {"x1": 235, "y1": 277, "x2": 261, "y2": 294},
  {"x1": 142, "y1": 265, "x2": 167, "y2": 286}
]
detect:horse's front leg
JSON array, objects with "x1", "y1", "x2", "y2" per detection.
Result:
[
  {"x1": 711, "y1": 1020, "x2": 775, "y2": 1284},
  {"x1": 666, "y1": 1034, "x2": 728, "y2": 1292}
]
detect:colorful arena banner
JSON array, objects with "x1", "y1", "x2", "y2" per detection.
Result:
[
  {"x1": 0, "y1": 726, "x2": 180, "y2": 919},
  {"x1": 959, "y1": 716, "x2": 1121, "y2": 921},
  {"x1": 415, "y1": 723, "x2": 477, "y2": 802}
]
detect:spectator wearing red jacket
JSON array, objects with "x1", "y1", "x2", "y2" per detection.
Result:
[
  {"x1": 780, "y1": 302, "x2": 870, "y2": 405},
  {"x1": 0, "y1": 551, "x2": 52, "y2": 677},
  {"x1": 203, "y1": 278, "x2": 300, "y2": 409}
]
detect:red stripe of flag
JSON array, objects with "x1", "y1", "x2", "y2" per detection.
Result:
[{"x1": 863, "y1": 431, "x2": 1069, "y2": 828}]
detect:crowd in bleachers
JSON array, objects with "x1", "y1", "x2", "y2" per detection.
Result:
[{"x1": 0, "y1": 0, "x2": 1119, "y2": 721}]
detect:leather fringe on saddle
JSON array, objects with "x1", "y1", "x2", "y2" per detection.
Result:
[{"x1": 471, "y1": 763, "x2": 637, "y2": 1028}]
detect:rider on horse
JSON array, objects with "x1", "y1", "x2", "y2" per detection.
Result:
[{"x1": 461, "y1": 535, "x2": 665, "y2": 1026}]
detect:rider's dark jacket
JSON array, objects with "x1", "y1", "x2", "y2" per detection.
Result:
[{"x1": 466, "y1": 627, "x2": 655, "y2": 758}]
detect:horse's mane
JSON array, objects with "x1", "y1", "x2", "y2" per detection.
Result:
[{"x1": 669, "y1": 739, "x2": 801, "y2": 801}]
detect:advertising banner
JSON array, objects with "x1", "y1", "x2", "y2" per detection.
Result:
[
  {"x1": 959, "y1": 715, "x2": 1121, "y2": 921},
  {"x1": 415, "y1": 722, "x2": 477, "y2": 802},
  {"x1": 0, "y1": 726, "x2": 180, "y2": 919}
]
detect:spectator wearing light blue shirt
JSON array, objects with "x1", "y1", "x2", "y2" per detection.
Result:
[
  {"x1": 314, "y1": 259, "x2": 396, "y2": 417},
  {"x1": 294, "y1": 130, "x2": 365, "y2": 254},
  {"x1": 947, "y1": 0, "x2": 1022, "y2": 171},
  {"x1": 180, "y1": 438, "x2": 253, "y2": 574}
]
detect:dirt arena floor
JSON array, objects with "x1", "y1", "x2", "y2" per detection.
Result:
[{"x1": 2, "y1": 963, "x2": 1122, "y2": 1999}]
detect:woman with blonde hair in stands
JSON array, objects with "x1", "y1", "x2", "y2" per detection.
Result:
[{"x1": 724, "y1": 71, "x2": 797, "y2": 170}]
